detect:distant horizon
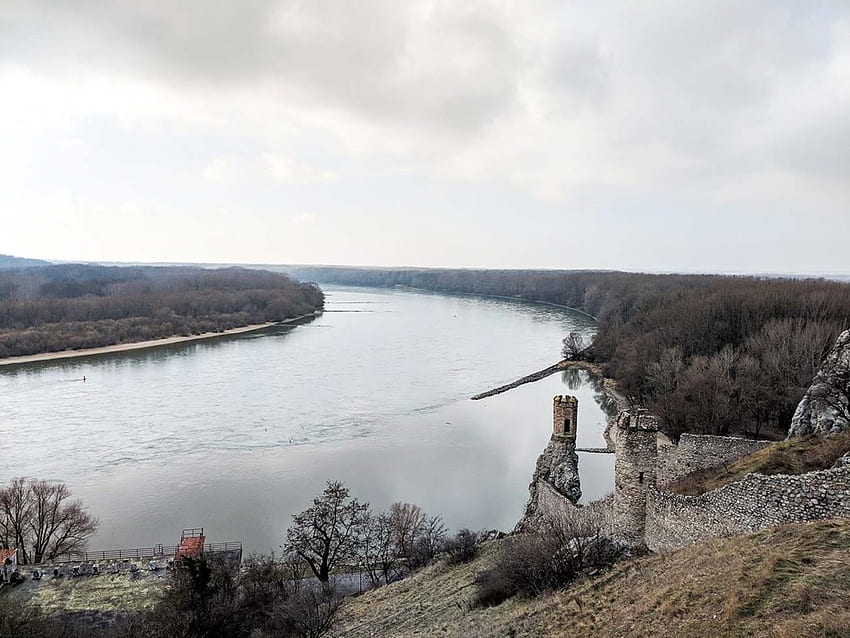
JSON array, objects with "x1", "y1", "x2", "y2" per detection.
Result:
[{"x1": 5, "y1": 253, "x2": 850, "y2": 281}]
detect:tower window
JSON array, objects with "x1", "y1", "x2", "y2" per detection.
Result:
[{"x1": 638, "y1": 472, "x2": 644, "y2": 484}]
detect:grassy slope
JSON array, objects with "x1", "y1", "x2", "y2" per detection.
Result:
[
  {"x1": 334, "y1": 519, "x2": 850, "y2": 638},
  {"x1": 668, "y1": 431, "x2": 850, "y2": 496}
]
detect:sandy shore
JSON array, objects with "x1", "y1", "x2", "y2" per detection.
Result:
[{"x1": 0, "y1": 311, "x2": 321, "y2": 367}]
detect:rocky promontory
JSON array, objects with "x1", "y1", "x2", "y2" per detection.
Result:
[{"x1": 788, "y1": 329, "x2": 850, "y2": 437}]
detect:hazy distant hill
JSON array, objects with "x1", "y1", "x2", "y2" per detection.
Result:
[{"x1": 0, "y1": 254, "x2": 51, "y2": 269}]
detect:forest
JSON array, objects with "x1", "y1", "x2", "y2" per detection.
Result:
[
  {"x1": 0, "y1": 265, "x2": 324, "y2": 358},
  {"x1": 288, "y1": 267, "x2": 850, "y2": 439}
]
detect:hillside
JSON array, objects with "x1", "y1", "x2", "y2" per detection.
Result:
[
  {"x1": 0, "y1": 254, "x2": 51, "y2": 269},
  {"x1": 334, "y1": 519, "x2": 850, "y2": 638}
]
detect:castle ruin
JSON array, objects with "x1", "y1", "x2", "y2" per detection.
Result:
[
  {"x1": 520, "y1": 395, "x2": 850, "y2": 551},
  {"x1": 612, "y1": 408, "x2": 660, "y2": 545},
  {"x1": 552, "y1": 395, "x2": 578, "y2": 439}
]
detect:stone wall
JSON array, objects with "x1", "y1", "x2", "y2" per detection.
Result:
[
  {"x1": 645, "y1": 465, "x2": 850, "y2": 552},
  {"x1": 657, "y1": 434, "x2": 771, "y2": 486},
  {"x1": 534, "y1": 479, "x2": 580, "y2": 522}
]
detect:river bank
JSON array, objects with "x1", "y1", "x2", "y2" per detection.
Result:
[{"x1": 0, "y1": 311, "x2": 322, "y2": 367}]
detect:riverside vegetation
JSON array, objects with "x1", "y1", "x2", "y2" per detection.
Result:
[
  {"x1": 288, "y1": 267, "x2": 850, "y2": 439},
  {"x1": 0, "y1": 264, "x2": 324, "y2": 358}
]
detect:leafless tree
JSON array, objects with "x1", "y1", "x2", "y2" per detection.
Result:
[
  {"x1": 389, "y1": 502, "x2": 426, "y2": 561},
  {"x1": 562, "y1": 331, "x2": 588, "y2": 360},
  {"x1": 409, "y1": 515, "x2": 447, "y2": 568},
  {"x1": 0, "y1": 478, "x2": 98, "y2": 564},
  {"x1": 360, "y1": 511, "x2": 399, "y2": 587},
  {"x1": 284, "y1": 481, "x2": 369, "y2": 584}
]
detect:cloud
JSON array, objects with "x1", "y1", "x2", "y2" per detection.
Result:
[
  {"x1": 0, "y1": 1, "x2": 848, "y2": 270},
  {"x1": 290, "y1": 212, "x2": 318, "y2": 225},
  {"x1": 262, "y1": 153, "x2": 336, "y2": 183}
]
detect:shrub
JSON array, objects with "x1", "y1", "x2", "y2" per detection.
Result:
[
  {"x1": 473, "y1": 508, "x2": 625, "y2": 607},
  {"x1": 443, "y1": 529, "x2": 481, "y2": 565}
]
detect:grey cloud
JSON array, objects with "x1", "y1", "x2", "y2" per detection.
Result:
[
  {"x1": 0, "y1": 1, "x2": 523, "y2": 136},
  {"x1": 1, "y1": 0, "x2": 848, "y2": 206}
]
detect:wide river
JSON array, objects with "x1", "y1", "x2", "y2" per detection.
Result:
[{"x1": 0, "y1": 286, "x2": 614, "y2": 554}]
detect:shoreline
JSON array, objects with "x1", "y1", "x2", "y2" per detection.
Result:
[{"x1": 0, "y1": 310, "x2": 322, "y2": 367}]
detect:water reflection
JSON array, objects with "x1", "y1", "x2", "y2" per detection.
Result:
[{"x1": 0, "y1": 286, "x2": 610, "y2": 553}]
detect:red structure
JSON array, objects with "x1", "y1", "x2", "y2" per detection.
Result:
[{"x1": 175, "y1": 528, "x2": 205, "y2": 561}]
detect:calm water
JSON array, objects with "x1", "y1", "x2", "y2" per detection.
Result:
[{"x1": 0, "y1": 286, "x2": 613, "y2": 553}]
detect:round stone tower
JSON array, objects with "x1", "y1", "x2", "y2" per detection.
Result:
[
  {"x1": 553, "y1": 395, "x2": 578, "y2": 439},
  {"x1": 613, "y1": 408, "x2": 659, "y2": 546}
]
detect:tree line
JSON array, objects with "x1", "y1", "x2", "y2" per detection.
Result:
[
  {"x1": 288, "y1": 267, "x2": 850, "y2": 438},
  {"x1": 0, "y1": 265, "x2": 324, "y2": 358}
]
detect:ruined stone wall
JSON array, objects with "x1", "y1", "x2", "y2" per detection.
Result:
[
  {"x1": 645, "y1": 465, "x2": 850, "y2": 552},
  {"x1": 657, "y1": 434, "x2": 771, "y2": 486},
  {"x1": 534, "y1": 479, "x2": 580, "y2": 522}
]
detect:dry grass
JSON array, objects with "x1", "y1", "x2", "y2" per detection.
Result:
[
  {"x1": 669, "y1": 431, "x2": 850, "y2": 496},
  {"x1": 334, "y1": 519, "x2": 850, "y2": 638},
  {"x1": 10, "y1": 570, "x2": 167, "y2": 615}
]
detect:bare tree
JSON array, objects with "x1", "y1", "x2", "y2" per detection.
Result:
[
  {"x1": 409, "y1": 515, "x2": 447, "y2": 568},
  {"x1": 0, "y1": 478, "x2": 98, "y2": 564},
  {"x1": 389, "y1": 502, "x2": 426, "y2": 562},
  {"x1": 562, "y1": 331, "x2": 588, "y2": 360},
  {"x1": 360, "y1": 511, "x2": 399, "y2": 587},
  {"x1": 284, "y1": 481, "x2": 369, "y2": 584}
]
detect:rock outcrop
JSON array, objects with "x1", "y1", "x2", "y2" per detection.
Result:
[
  {"x1": 517, "y1": 436, "x2": 581, "y2": 530},
  {"x1": 788, "y1": 330, "x2": 850, "y2": 437}
]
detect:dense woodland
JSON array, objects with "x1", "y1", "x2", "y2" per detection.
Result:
[
  {"x1": 289, "y1": 267, "x2": 850, "y2": 439},
  {"x1": 0, "y1": 265, "x2": 323, "y2": 358}
]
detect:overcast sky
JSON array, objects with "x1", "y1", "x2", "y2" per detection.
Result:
[{"x1": 1, "y1": 1, "x2": 848, "y2": 272}]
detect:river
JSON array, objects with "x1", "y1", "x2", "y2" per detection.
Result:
[{"x1": 0, "y1": 286, "x2": 614, "y2": 554}]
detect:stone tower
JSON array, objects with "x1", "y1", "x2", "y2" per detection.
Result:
[
  {"x1": 613, "y1": 408, "x2": 659, "y2": 546},
  {"x1": 553, "y1": 395, "x2": 578, "y2": 439}
]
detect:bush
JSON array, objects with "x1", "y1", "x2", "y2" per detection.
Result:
[
  {"x1": 443, "y1": 529, "x2": 481, "y2": 565},
  {"x1": 473, "y1": 509, "x2": 625, "y2": 607}
]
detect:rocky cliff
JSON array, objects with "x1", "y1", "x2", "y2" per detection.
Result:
[
  {"x1": 788, "y1": 330, "x2": 850, "y2": 437},
  {"x1": 517, "y1": 436, "x2": 581, "y2": 529}
]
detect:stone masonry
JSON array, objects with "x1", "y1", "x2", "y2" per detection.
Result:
[
  {"x1": 517, "y1": 396, "x2": 582, "y2": 530},
  {"x1": 612, "y1": 409, "x2": 660, "y2": 545},
  {"x1": 645, "y1": 463, "x2": 850, "y2": 552},
  {"x1": 657, "y1": 433, "x2": 771, "y2": 486}
]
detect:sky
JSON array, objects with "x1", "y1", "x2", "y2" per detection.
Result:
[{"x1": 1, "y1": 1, "x2": 848, "y2": 273}]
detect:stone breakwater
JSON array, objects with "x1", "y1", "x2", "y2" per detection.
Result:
[{"x1": 645, "y1": 462, "x2": 850, "y2": 553}]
